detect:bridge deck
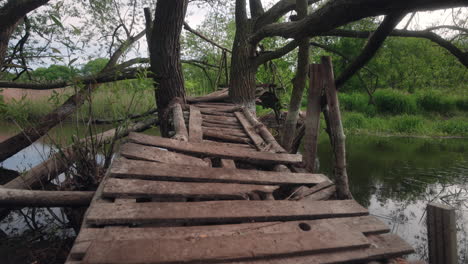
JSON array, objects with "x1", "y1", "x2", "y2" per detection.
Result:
[{"x1": 66, "y1": 101, "x2": 413, "y2": 264}]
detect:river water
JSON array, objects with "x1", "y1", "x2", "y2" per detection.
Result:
[{"x1": 0, "y1": 123, "x2": 466, "y2": 262}]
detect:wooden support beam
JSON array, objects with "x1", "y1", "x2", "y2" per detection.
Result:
[
  {"x1": 188, "y1": 105, "x2": 203, "y2": 142},
  {"x1": 242, "y1": 108, "x2": 286, "y2": 153},
  {"x1": 235, "y1": 111, "x2": 267, "y2": 151},
  {"x1": 172, "y1": 103, "x2": 188, "y2": 141},
  {"x1": 303, "y1": 64, "x2": 323, "y2": 172},
  {"x1": 0, "y1": 189, "x2": 93, "y2": 207},
  {"x1": 427, "y1": 202, "x2": 458, "y2": 264}
]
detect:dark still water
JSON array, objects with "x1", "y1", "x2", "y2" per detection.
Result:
[
  {"x1": 0, "y1": 122, "x2": 467, "y2": 262},
  {"x1": 311, "y1": 135, "x2": 468, "y2": 262}
]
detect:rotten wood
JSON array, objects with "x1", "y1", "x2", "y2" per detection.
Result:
[
  {"x1": 128, "y1": 133, "x2": 303, "y2": 165},
  {"x1": 120, "y1": 143, "x2": 209, "y2": 167},
  {"x1": 111, "y1": 158, "x2": 328, "y2": 185}
]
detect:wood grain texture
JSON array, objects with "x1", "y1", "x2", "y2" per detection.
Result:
[
  {"x1": 86, "y1": 200, "x2": 368, "y2": 225},
  {"x1": 110, "y1": 158, "x2": 328, "y2": 185},
  {"x1": 128, "y1": 133, "x2": 302, "y2": 165},
  {"x1": 188, "y1": 105, "x2": 203, "y2": 142},
  {"x1": 120, "y1": 143, "x2": 209, "y2": 167},
  {"x1": 235, "y1": 111, "x2": 267, "y2": 151}
]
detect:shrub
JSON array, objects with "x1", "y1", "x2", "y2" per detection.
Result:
[
  {"x1": 343, "y1": 112, "x2": 366, "y2": 130},
  {"x1": 339, "y1": 93, "x2": 377, "y2": 117},
  {"x1": 374, "y1": 89, "x2": 417, "y2": 115},
  {"x1": 436, "y1": 119, "x2": 468, "y2": 136},
  {"x1": 416, "y1": 91, "x2": 456, "y2": 114},
  {"x1": 391, "y1": 115, "x2": 425, "y2": 133}
]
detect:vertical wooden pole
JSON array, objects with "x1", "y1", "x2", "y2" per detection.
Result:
[
  {"x1": 427, "y1": 202, "x2": 458, "y2": 264},
  {"x1": 303, "y1": 64, "x2": 323, "y2": 172},
  {"x1": 321, "y1": 56, "x2": 352, "y2": 199}
]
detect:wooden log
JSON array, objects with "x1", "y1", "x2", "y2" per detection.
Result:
[
  {"x1": 203, "y1": 130, "x2": 252, "y2": 144},
  {"x1": 202, "y1": 114, "x2": 239, "y2": 123},
  {"x1": 242, "y1": 108, "x2": 286, "y2": 153},
  {"x1": 188, "y1": 105, "x2": 203, "y2": 142},
  {"x1": 427, "y1": 202, "x2": 458, "y2": 264},
  {"x1": 303, "y1": 64, "x2": 323, "y2": 172},
  {"x1": 202, "y1": 120, "x2": 243, "y2": 129},
  {"x1": 186, "y1": 89, "x2": 229, "y2": 103},
  {"x1": 81, "y1": 222, "x2": 369, "y2": 263},
  {"x1": 111, "y1": 158, "x2": 328, "y2": 185},
  {"x1": 171, "y1": 103, "x2": 188, "y2": 141},
  {"x1": 322, "y1": 56, "x2": 352, "y2": 199},
  {"x1": 291, "y1": 180, "x2": 334, "y2": 201},
  {"x1": 199, "y1": 109, "x2": 236, "y2": 117},
  {"x1": 235, "y1": 111, "x2": 267, "y2": 151},
  {"x1": 301, "y1": 185, "x2": 336, "y2": 201},
  {"x1": 0, "y1": 189, "x2": 93, "y2": 207},
  {"x1": 102, "y1": 178, "x2": 277, "y2": 200},
  {"x1": 86, "y1": 200, "x2": 368, "y2": 226},
  {"x1": 128, "y1": 133, "x2": 302, "y2": 165},
  {"x1": 202, "y1": 127, "x2": 248, "y2": 138},
  {"x1": 120, "y1": 143, "x2": 209, "y2": 167}
]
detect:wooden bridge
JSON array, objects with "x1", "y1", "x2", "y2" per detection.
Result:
[{"x1": 66, "y1": 98, "x2": 414, "y2": 264}]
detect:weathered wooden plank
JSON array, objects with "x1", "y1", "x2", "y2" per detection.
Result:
[
  {"x1": 202, "y1": 140, "x2": 254, "y2": 150},
  {"x1": 102, "y1": 178, "x2": 277, "y2": 200},
  {"x1": 301, "y1": 185, "x2": 336, "y2": 201},
  {"x1": 199, "y1": 109, "x2": 236, "y2": 116},
  {"x1": 202, "y1": 121, "x2": 244, "y2": 130},
  {"x1": 128, "y1": 133, "x2": 303, "y2": 165},
  {"x1": 120, "y1": 143, "x2": 209, "y2": 167},
  {"x1": 172, "y1": 103, "x2": 188, "y2": 141},
  {"x1": 203, "y1": 129, "x2": 252, "y2": 144},
  {"x1": 86, "y1": 200, "x2": 368, "y2": 225},
  {"x1": 202, "y1": 114, "x2": 238, "y2": 123},
  {"x1": 110, "y1": 158, "x2": 328, "y2": 185},
  {"x1": 235, "y1": 111, "x2": 267, "y2": 151},
  {"x1": 202, "y1": 127, "x2": 248, "y2": 138},
  {"x1": 188, "y1": 105, "x2": 203, "y2": 143},
  {"x1": 82, "y1": 222, "x2": 370, "y2": 264},
  {"x1": 226, "y1": 234, "x2": 413, "y2": 264},
  {"x1": 221, "y1": 159, "x2": 236, "y2": 168},
  {"x1": 71, "y1": 216, "x2": 390, "y2": 259}
]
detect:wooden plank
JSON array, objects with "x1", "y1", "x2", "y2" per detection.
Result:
[
  {"x1": 290, "y1": 180, "x2": 334, "y2": 201},
  {"x1": 202, "y1": 121, "x2": 244, "y2": 130},
  {"x1": 202, "y1": 127, "x2": 248, "y2": 137},
  {"x1": 202, "y1": 140, "x2": 254, "y2": 150},
  {"x1": 301, "y1": 185, "x2": 336, "y2": 201},
  {"x1": 120, "y1": 143, "x2": 209, "y2": 167},
  {"x1": 102, "y1": 178, "x2": 277, "y2": 200},
  {"x1": 203, "y1": 129, "x2": 252, "y2": 144},
  {"x1": 221, "y1": 159, "x2": 236, "y2": 168},
  {"x1": 82, "y1": 222, "x2": 370, "y2": 264},
  {"x1": 226, "y1": 234, "x2": 413, "y2": 264},
  {"x1": 86, "y1": 200, "x2": 368, "y2": 225},
  {"x1": 128, "y1": 133, "x2": 303, "y2": 165},
  {"x1": 427, "y1": 203, "x2": 458, "y2": 264},
  {"x1": 202, "y1": 114, "x2": 238, "y2": 123},
  {"x1": 172, "y1": 103, "x2": 188, "y2": 141},
  {"x1": 188, "y1": 105, "x2": 203, "y2": 142},
  {"x1": 199, "y1": 109, "x2": 236, "y2": 116},
  {"x1": 110, "y1": 158, "x2": 328, "y2": 185},
  {"x1": 71, "y1": 216, "x2": 390, "y2": 259},
  {"x1": 235, "y1": 111, "x2": 267, "y2": 151}
]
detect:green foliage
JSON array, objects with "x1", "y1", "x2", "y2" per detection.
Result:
[
  {"x1": 81, "y1": 58, "x2": 109, "y2": 75},
  {"x1": 390, "y1": 115, "x2": 425, "y2": 133},
  {"x1": 436, "y1": 119, "x2": 468, "y2": 135},
  {"x1": 456, "y1": 97, "x2": 468, "y2": 111},
  {"x1": 32, "y1": 65, "x2": 77, "y2": 82},
  {"x1": 416, "y1": 91, "x2": 456, "y2": 114},
  {"x1": 343, "y1": 112, "x2": 366, "y2": 129},
  {"x1": 373, "y1": 89, "x2": 417, "y2": 115}
]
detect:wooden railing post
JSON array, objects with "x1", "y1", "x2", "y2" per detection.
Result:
[
  {"x1": 302, "y1": 64, "x2": 323, "y2": 172},
  {"x1": 427, "y1": 202, "x2": 458, "y2": 264},
  {"x1": 321, "y1": 56, "x2": 352, "y2": 200}
]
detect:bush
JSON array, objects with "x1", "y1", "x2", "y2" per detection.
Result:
[
  {"x1": 339, "y1": 93, "x2": 377, "y2": 117},
  {"x1": 391, "y1": 115, "x2": 425, "y2": 133},
  {"x1": 343, "y1": 112, "x2": 366, "y2": 130},
  {"x1": 374, "y1": 89, "x2": 417, "y2": 115},
  {"x1": 436, "y1": 119, "x2": 468, "y2": 135},
  {"x1": 416, "y1": 91, "x2": 456, "y2": 114}
]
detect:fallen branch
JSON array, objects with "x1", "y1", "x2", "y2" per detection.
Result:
[{"x1": 0, "y1": 189, "x2": 93, "y2": 207}]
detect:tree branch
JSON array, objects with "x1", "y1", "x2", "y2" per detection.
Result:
[
  {"x1": 335, "y1": 12, "x2": 406, "y2": 88},
  {"x1": 183, "y1": 22, "x2": 231, "y2": 52},
  {"x1": 255, "y1": 0, "x2": 319, "y2": 30},
  {"x1": 250, "y1": 0, "x2": 468, "y2": 44},
  {"x1": 255, "y1": 40, "x2": 298, "y2": 66},
  {"x1": 249, "y1": 0, "x2": 264, "y2": 19}
]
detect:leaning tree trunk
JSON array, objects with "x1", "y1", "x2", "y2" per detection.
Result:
[{"x1": 150, "y1": 0, "x2": 188, "y2": 137}]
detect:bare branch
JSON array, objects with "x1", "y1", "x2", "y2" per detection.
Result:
[
  {"x1": 425, "y1": 25, "x2": 468, "y2": 34},
  {"x1": 255, "y1": 0, "x2": 319, "y2": 30},
  {"x1": 183, "y1": 22, "x2": 231, "y2": 52},
  {"x1": 255, "y1": 40, "x2": 298, "y2": 66},
  {"x1": 249, "y1": 0, "x2": 264, "y2": 19}
]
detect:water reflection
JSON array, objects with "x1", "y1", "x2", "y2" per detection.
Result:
[{"x1": 313, "y1": 135, "x2": 468, "y2": 262}]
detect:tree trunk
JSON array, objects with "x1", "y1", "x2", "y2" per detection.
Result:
[
  {"x1": 280, "y1": 0, "x2": 309, "y2": 151},
  {"x1": 150, "y1": 0, "x2": 188, "y2": 137}
]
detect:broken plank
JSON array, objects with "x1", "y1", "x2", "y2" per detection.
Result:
[
  {"x1": 86, "y1": 200, "x2": 368, "y2": 226},
  {"x1": 301, "y1": 185, "x2": 336, "y2": 201},
  {"x1": 202, "y1": 140, "x2": 254, "y2": 150},
  {"x1": 110, "y1": 158, "x2": 328, "y2": 185},
  {"x1": 102, "y1": 178, "x2": 276, "y2": 200},
  {"x1": 188, "y1": 105, "x2": 203, "y2": 143},
  {"x1": 235, "y1": 111, "x2": 267, "y2": 151},
  {"x1": 120, "y1": 143, "x2": 209, "y2": 167},
  {"x1": 71, "y1": 216, "x2": 390, "y2": 259},
  {"x1": 82, "y1": 223, "x2": 369, "y2": 264},
  {"x1": 128, "y1": 133, "x2": 302, "y2": 165}
]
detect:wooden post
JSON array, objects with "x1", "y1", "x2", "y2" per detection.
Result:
[
  {"x1": 172, "y1": 103, "x2": 189, "y2": 141},
  {"x1": 427, "y1": 202, "x2": 458, "y2": 264},
  {"x1": 321, "y1": 56, "x2": 352, "y2": 199},
  {"x1": 303, "y1": 64, "x2": 323, "y2": 173}
]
